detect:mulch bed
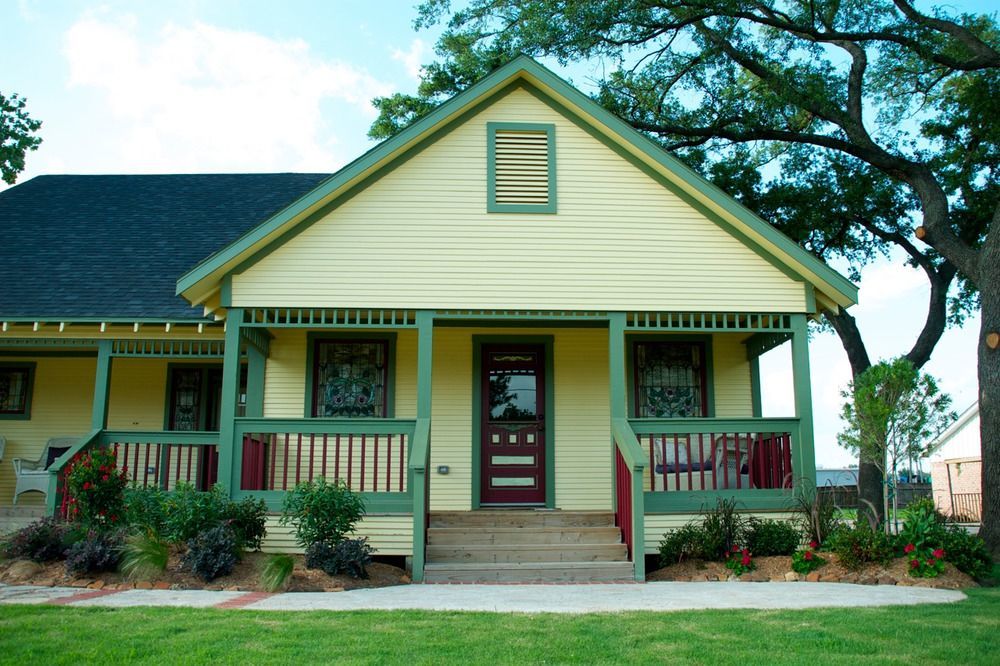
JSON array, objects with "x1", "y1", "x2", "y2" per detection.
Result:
[
  {"x1": 0, "y1": 551, "x2": 410, "y2": 592},
  {"x1": 647, "y1": 553, "x2": 977, "y2": 589}
]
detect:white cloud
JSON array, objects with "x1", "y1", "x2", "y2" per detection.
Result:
[
  {"x1": 62, "y1": 15, "x2": 394, "y2": 173},
  {"x1": 391, "y1": 38, "x2": 426, "y2": 81},
  {"x1": 857, "y1": 261, "x2": 926, "y2": 309}
]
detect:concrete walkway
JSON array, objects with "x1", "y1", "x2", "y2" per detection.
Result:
[{"x1": 0, "y1": 582, "x2": 966, "y2": 613}]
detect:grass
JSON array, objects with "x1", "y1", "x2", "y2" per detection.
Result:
[{"x1": 0, "y1": 588, "x2": 997, "y2": 664}]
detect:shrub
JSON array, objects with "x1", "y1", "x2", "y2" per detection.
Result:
[
  {"x1": 658, "y1": 524, "x2": 710, "y2": 566},
  {"x1": 1, "y1": 517, "x2": 71, "y2": 562},
  {"x1": 183, "y1": 524, "x2": 239, "y2": 582},
  {"x1": 724, "y1": 547, "x2": 754, "y2": 577},
  {"x1": 305, "y1": 537, "x2": 374, "y2": 579},
  {"x1": 938, "y1": 525, "x2": 993, "y2": 580},
  {"x1": 65, "y1": 530, "x2": 123, "y2": 576},
  {"x1": 745, "y1": 518, "x2": 801, "y2": 556},
  {"x1": 700, "y1": 498, "x2": 747, "y2": 561},
  {"x1": 120, "y1": 530, "x2": 169, "y2": 581},
  {"x1": 828, "y1": 522, "x2": 895, "y2": 570},
  {"x1": 261, "y1": 554, "x2": 295, "y2": 592},
  {"x1": 791, "y1": 541, "x2": 826, "y2": 574},
  {"x1": 281, "y1": 479, "x2": 365, "y2": 548},
  {"x1": 64, "y1": 447, "x2": 128, "y2": 530},
  {"x1": 123, "y1": 485, "x2": 168, "y2": 534},
  {"x1": 223, "y1": 496, "x2": 267, "y2": 551},
  {"x1": 161, "y1": 484, "x2": 230, "y2": 544}
]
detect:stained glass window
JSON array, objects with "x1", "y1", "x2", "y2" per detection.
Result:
[
  {"x1": 169, "y1": 368, "x2": 203, "y2": 431},
  {"x1": 313, "y1": 340, "x2": 388, "y2": 418},
  {"x1": 633, "y1": 342, "x2": 706, "y2": 418},
  {"x1": 0, "y1": 365, "x2": 33, "y2": 417}
]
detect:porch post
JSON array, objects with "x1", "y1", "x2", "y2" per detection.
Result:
[
  {"x1": 217, "y1": 309, "x2": 243, "y2": 496},
  {"x1": 790, "y1": 314, "x2": 817, "y2": 491},
  {"x1": 609, "y1": 312, "x2": 645, "y2": 580},
  {"x1": 91, "y1": 340, "x2": 113, "y2": 430},
  {"x1": 411, "y1": 310, "x2": 434, "y2": 582}
]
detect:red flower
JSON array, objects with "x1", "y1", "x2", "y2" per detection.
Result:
[
  {"x1": 809, "y1": 541, "x2": 818, "y2": 550},
  {"x1": 904, "y1": 543, "x2": 916, "y2": 554},
  {"x1": 102, "y1": 474, "x2": 109, "y2": 481},
  {"x1": 804, "y1": 550, "x2": 814, "y2": 561},
  {"x1": 732, "y1": 545, "x2": 740, "y2": 553},
  {"x1": 910, "y1": 559, "x2": 920, "y2": 569},
  {"x1": 741, "y1": 555, "x2": 751, "y2": 567},
  {"x1": 927, "y1": 558, "x2": 937, "y2": 566},
  {"x1": 742, "y1": 548, "x2": 750, "y2": 556},
  {"x1": 932, "y1": 548, "x2": 945, "y2": 559},
  {"x1": 82, "y1": 481, "x2": 91, "y2": 490}
]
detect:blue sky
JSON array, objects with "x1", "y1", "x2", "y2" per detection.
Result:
[{"x1": 2, "y1": 1, "x2": 986, "y2": 468}]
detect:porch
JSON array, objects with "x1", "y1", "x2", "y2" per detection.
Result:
[{"x1": 8, "y1": 308, "x2": 814, "y2": 582}]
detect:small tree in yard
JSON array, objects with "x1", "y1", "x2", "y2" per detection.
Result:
[{"x1": 838, "y1": 358, "x2": 955, "y2": 532}]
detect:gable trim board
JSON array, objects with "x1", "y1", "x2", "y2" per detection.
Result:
[{"x1": 179, "y1": 56, "x2": 857, "y2": 314}]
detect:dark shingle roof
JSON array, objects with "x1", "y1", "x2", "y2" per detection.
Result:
[{"x1": 0, "y1": 173, "x2": 330, "y2": 320}]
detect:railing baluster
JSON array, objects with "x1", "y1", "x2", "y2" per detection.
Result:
[
  {"x1": 685, "y1": 434, "x2": 693, "y2": 489},
  {"x1": 163, "y1": 445, "x2": 171, "y2": 489},
  {"x1": 647, "y1": 435, "x2": 654, "y2": 491},
  {"x1": 673, "y1": 434, "x2": 680, "y2": 490},
  {"x1": 360, "y1": 434, "x2": 367, "y2": 492},
  {"x1": 268, "y1": 433, "x2": 277, "y2": 491},
  {"x1": 335, "y1": 434, "x2": 341, "y2": 481},
  {"x1": 373, "y1": 434, "x2": 379, "y2": 491},
  {"x1": 321, "y1": 434, "x2": 328, "y2": 482},
  {"x1": 386, "y1": 434, "x2": 392, "y2": 492},
  {"x1": 399, "y1": 434, "x2": 405, "y2": 492},
  {"x1": 722, "y1": 434, "x2": 729, "y2": 489},
  {"x1": 698, "y1": 433, "x2": 706, "y2": 490},
  {"x1": 308, "y1": 433, "x2": 316, "y2": 482},
  {"x1": 282, "y1": 432, "x2": 290, "y2": 491},
  {"x1": 186, "y1": 445, "x2": 193, "y2": 483},
  {"x1": 132, "y1": 443, "x2": 140, "y2": 484},
  {"x1": 295, "y1": 433, "x2": 303, "y2": 485},
  {"x1": 143, "y1": 444, "x2": 152, "y2": 487},
  {"x1": 347, "y1": 435, "x2": 354, "y2": 489}
]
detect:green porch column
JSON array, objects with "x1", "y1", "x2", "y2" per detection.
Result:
[
  {"x1": 790, "y1": 314, "x2": 817, "y2": 492},
  {"x1": 608, "y1": 312, "x2": 645, "y2": 580},
  {"x1": 91, "y1": 340, "x2": 113, "y2": 430},
  {"x1": 245, "y1": 344, "x2": 266, "y2": 418},
  {"x1": 217, "y1": 309, "x2": 244, "y2": 497},
  {"x1": 411, "y1": 310, "x2": 434, "y2": 582}
]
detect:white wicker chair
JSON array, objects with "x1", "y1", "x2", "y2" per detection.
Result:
[{"x1": 12, "y1": 437, "x2": 78, "y2": 504}]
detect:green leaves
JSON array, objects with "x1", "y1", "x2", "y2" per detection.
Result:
[
  {"x1": 0, "y1": 91, "x2": 42, "y2": 185},
  {"x1": 279, "y1": 478, "x2": 366, "y2": 548}
]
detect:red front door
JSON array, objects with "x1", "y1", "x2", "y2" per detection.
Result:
[{"x1": 481, "y1": 344, "x2": 546, "y2": 505}]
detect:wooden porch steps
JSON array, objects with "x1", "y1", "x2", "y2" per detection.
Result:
[{"x1": 423, "y1": 510, "x2": 634, "y2": 583}]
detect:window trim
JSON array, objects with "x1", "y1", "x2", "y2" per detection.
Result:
[
  {"x1": 487, "y1": 121, "x2": 557, "y2": 214},
  {"x1": 304, "y1": 332, "x2": 397, "y2": 418},
  {"x1": 626, "y1": 335, "x2": 715, "y2": 418},
  {"x1": 0, "y1": 362, "x2": 36, "y2": 420}
]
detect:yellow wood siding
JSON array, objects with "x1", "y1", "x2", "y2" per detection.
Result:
[
  {"x1": 232, "y1": 87, "x2": 805, "y2": 312},
  {"x1": 0, "y1": 357, "x2": 94, "y2": 506},
  {"x1": 712, "y1": 334, "x2": 753, "y2": 417},
  {"x1": 644, "y1": 512, "x2": 797, "y2": 554},
  {"x1": 262, "y1": 515, "x2": 413, "y2": 555},
  {"x1": 106, "y1": 358, "x2": 172, "y2": 430}
]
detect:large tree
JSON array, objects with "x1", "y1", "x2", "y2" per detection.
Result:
[
  {"x1": 0, "y1": 92, "x2": 42, "y2": 185},
  {"x1": 371, "y1": 0, "x2": 999, "y2": 552}
]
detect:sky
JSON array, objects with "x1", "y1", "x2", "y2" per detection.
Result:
[{"x1": 1, "y1": 0, "x2": 986, "y2": 469}]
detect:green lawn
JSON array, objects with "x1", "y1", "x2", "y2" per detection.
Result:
[{"x1": 0, "y1": 589, "x2": 997, "y2": 665}]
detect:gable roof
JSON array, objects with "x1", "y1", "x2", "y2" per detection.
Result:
[
  {"x1": 177, "y1": 56, "x2": 858, "y2": 312},
  {"x1": 0, "y1": 173, "x2": 329, "y2": 321}
]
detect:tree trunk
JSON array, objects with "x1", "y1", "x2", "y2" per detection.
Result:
[
  {"x1": 978, "y1": 244, "x2": 1000, "y2": 559},
  {"x1": 827, "y1": 309, "x2": 885, "y2": 524}
]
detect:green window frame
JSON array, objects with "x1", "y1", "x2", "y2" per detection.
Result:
[
  {"x1": 304, "y1": 332, "x2": 397, "y2": 418},
  {"x1": 487, "y1": 121, "x2": 557, "y2": 213},
  {"x1": 627, "y1": 336, "x2": 715, "y2": 418},
  {"x1": 0, "y1": 362, "x2": 36, "y2": 420}
]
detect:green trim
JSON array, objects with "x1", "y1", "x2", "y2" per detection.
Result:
[
  {"x1": 644, "y1": 489, "x2": 795, "y2": 512},
  {"x1": 45, "y1": 429, "x2": 102, "y2": 516},
  {"x1": 178, "y1": 56, "x2": 855, "y2": 308},
  {"x1": 220, "y1": 275, "x2": 233, "y2": 308},
  {"x1": 804, "y1": 284, "x2": 817, "y2": 313},
  {"x1": 0, "y1": 361, "x2": 36, "y2": 420},
  {"x1": 90, "y1": 341, "x2": 112, "y2": 429},
  {"x1": 436, "y1": 319, "x2": 608, "y2": 328},
  {"x1": 625, "y1": 334, "x2": 715, "y2": 419},
  {"x1": 790, "y1": 314, "x2": 816, "y2": 493},
  {"x1": 629, "y1": 416, "x2": 800, "y2": 434},
  {"x1": 744, "y1": 332, "x2": 793, "y2": 359},
  {"x1": 233, "y1": 417, "x2": 417, "y2": 435},
  {"x1": 303, "y1": 332, "x2": 398, "y2": 419},
  {"x1": 750, "y1": 356, "x2": 762, "y2": 418},
  {"x1": 471, "y1": 335, "x2": 555, "y2": 509},
  {"x1": 217, "y1": 310, "x2": 243, "y2": 496},
  {"x1": 486, "y1": 121, "x2": 557, "y2": 213}
]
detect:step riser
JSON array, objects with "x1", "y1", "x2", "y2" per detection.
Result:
[
  {"x1": 424, "y1": 564, "x2": 634, "y2": 584},
  {"x1": 429, "y1": 512, "x2": 615, "y2": 529},
  {"x1": 427, "y1": 545, "x2": 628, "y2": 564},
  {"x1": 427, "y1": 528, "x2": 622, "y2": 546}
]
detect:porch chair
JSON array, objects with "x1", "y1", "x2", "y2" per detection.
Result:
[
  {"x1": 12, "y1": 436, "x2": 78, "y2": 504},
  {"x1": 712, "y1": 434, "x2": 752, "y2": 490},
  {"x1": 651, "y1": 436, "x2": 715, "y2": 491}
]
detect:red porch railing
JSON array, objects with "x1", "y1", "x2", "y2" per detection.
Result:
[
  {"x1": 614, "y1": 446, "x2": 633, "y2": 557},
  {"x1": 107, "y1": 433, "x2": 219, "y2": 490},
  {"x1": 235, "y1": 418, "x2": 414, "y2": 493},
  {"x1": 630, "y1": 419, "x2": 799, "y2": 493}
]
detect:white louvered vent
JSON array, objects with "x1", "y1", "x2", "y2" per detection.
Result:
[{"x1": 494, "y1": 129, "x2": 550, "y2": 205}]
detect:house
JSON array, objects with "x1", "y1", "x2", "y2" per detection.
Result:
[
  {"x1": 926, "y1": 402, "x2": 982, "y2": 522},
  {"x1": 0, "y1": 56, "x2": 857, "y2": 581}
]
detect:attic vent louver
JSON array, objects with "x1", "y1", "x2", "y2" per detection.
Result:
[{"x1": 488, "y1": 122, "x2": 556, "y2": 213}]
